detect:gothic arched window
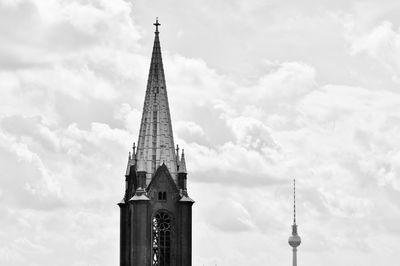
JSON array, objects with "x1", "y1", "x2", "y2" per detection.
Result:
[{"x1": 152, "y1": 211, "x2": 171, "y2": 266}]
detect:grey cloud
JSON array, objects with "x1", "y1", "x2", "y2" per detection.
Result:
[
  {"x1": 0, "y1": 144, "x2": 64, "y2": 210},
  {"x1": 1, "y1": 115, "x2": 60, "y2": 152},
  {"x1": 204, "y1": 199, "x2": 254, "y2": 232},
  {"x1": 191, "y1": 169, "x2": 285, "y2": 188}
]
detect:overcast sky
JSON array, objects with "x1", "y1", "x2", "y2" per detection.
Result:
[{"x1": 1, "y1": 0, "x2": 400, "y2": 265}]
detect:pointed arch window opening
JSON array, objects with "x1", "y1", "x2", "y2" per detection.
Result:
[
  {"x1": 158, "y1": 192, "x2": 167, "y2": 201},
  {"x1": 152, "y1": 211, "x2": 171, "y2": 266}
]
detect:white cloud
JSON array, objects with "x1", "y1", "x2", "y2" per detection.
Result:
[
  {"x1": 1, "y1": 0, "x2": 400, "y2": 266},
  {"x1": 234, "y1": 61, "x2": 317, "y2": 104},
  {"x1": 205, "y1": 199, "x2": 255, "y2": 232},
  {"x1": 346, "y1": 19, "x2": 400, "y2": 82},
  {"x1": 226, "y1": 115, "x2": 278, "y2": 151}
]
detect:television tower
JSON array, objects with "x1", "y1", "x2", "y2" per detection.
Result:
[{"x1": 288, "y1": 178, "x2": 301, "y2": 266}]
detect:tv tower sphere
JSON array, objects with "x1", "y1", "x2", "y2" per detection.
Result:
[{"x1": 288, "y1": 231, "x2": 301, "y2": 247}]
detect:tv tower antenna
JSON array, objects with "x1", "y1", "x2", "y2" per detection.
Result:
[{"x1": 288, "y1": 178, "x2": 301, "y2": 266}]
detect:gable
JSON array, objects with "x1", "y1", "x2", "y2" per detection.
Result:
[{"x1": 147, "y1": 163, "x2": 179, "y2": 199}]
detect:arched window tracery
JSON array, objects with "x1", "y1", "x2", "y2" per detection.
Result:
[{"x1": 152, "y1": 211, "x2": 171, "y2": 266}]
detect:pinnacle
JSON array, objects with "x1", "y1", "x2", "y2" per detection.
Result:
[{"x1": 178, "y1": 149, "x2": 187, "y2": 174}]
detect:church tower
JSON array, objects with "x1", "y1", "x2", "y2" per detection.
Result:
[{"x1": 118, "y1": 19, "x2": 194, "y2": 266}]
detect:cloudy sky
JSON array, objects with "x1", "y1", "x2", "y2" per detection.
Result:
[{"x1": 1, "y1": 0, "x2": 400, "y2": 265}]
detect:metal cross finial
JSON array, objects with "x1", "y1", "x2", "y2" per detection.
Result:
[
  {"x1": 154, "y1": 17, "x2": 161, "y2": 33},
  {"x1": 293, "y1": 178, "x2": 296, "y2": 225}
]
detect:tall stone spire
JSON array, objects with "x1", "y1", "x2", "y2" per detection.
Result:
[
  {"x1": 119, "y1": 20, "x2": 193, "y2": 266},
  {"x1": 288, "y1": 178, "x2": 301, "y2": 266},
  {"x1": 136, "y1": 18, "x2": 177, "y2": 184}
]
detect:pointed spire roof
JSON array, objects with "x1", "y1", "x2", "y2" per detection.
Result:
[
  {"x1": 136, "y1": 18, "x2": 177, "y2": 184},
  {"x1": 175, "y1": 144, "x2": 180, "y2": 167},
  {"x1": 125, "y1": 143, "x2": 136, "y2": 176},
  {"x1": 178, "y1": 149, "x2": 187, "y2": 174}
]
